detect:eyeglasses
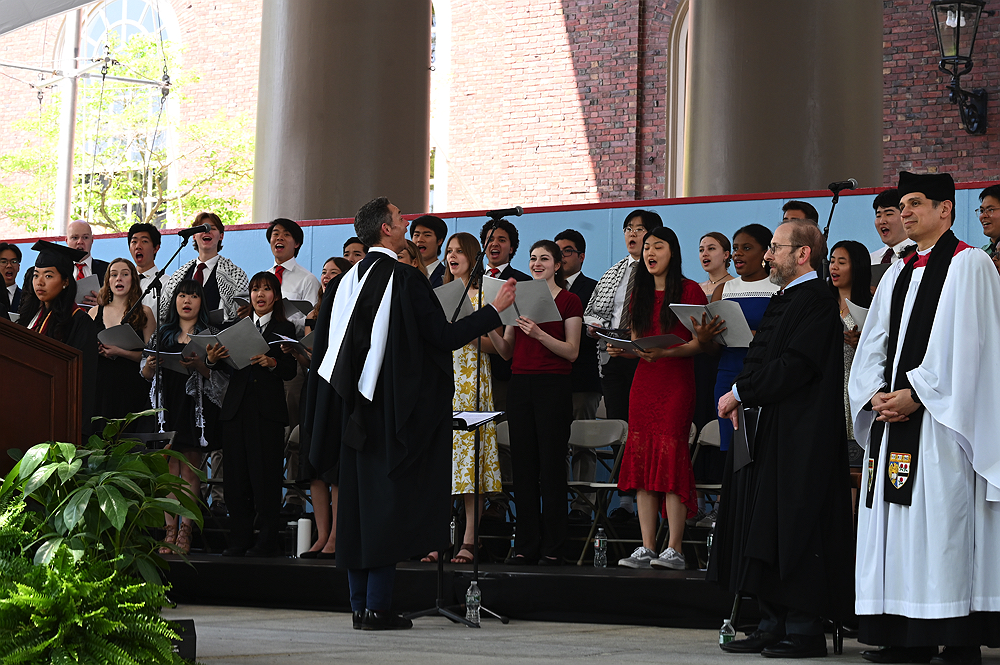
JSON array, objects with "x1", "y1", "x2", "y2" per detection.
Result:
[
  {"x1": 559, "y1": 247, "x2": 581, "y2": 256},
  {"x1": 976, "y1": 206, "x2": 999, "y2": 216},
  {"x1": 624, "y1": 226, "x2": 647, "y2": 235},
  {"x1": 767, "y1": 243, "x2": 803, "y2": 254},
  {"x1": 0, "y1": 258, "x2": 19, "y2": 267}
]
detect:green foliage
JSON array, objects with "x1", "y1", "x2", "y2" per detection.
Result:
[
  {"x1": 0, "y1": 546, "x2": 185, "y2": 664},
  {"x1": 0, "y1": 32, "x2": 255, "y2": 234},
  {"x1": 0, "y1": 410, "x2": 205, "y2": 585}
]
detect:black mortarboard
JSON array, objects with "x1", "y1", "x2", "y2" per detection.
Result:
[
  {"x1": 31, "y1": 240, "x2": 87, "y2": 272},
  {"x1": 897, "y1": 171, "x2": 956, "y2": 204}
]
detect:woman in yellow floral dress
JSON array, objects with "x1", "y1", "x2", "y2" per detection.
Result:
[{"x1": 425, "y1": 232, "x2": 503, "y2": 564}]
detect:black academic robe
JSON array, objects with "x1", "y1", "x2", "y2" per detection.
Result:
[
  {"x1": 568, "y1": 273, "x2": 601, "y2": 394},
  {"x1": 10, "y1": 286, "x2": 20, "y2": 314},
  {"x1": 304, "y1": 251, "x2": 503, "y2": 570},
  {"x1": 708, "y1": 277, "x2": 854, "y2": 620}
]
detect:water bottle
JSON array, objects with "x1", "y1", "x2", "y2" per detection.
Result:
[
  {"x1": 285, "y1": 521, "x2": 298, "y2": 558},
  {"x1": 704, "y1": 525, "x2": 714, "y2": 571},
  {"x1": 719, "y1": 618, "x2": 736, "y2": 647},
  {"x1": 465, "y1": 581, "x2": 481, "y2": 625},
  {"x1": 593, "y1": 527, "x2": 608, "y2": 568}
]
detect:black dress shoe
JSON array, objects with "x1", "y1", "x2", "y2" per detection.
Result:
[
  {"x1": 361, "y1": 609, "x2": 413, "y2": 631},
  {"x1": 352, "y1": 611, "x2": 364, "y2": 630},
  {"x1": 862, "y1": 646, "x2": 938, "y2": 663},
  {"x1": 608, "y1": 507, "x2": 635, "y2": 524},
  {"x1": 720, "y1": 630, "x2": 783, "y2": 654},
  {"x1": 761, "y1": 633, "x2": 828, "y2": 659},
  {"x1": 298, "y1": 550, "x2": 320, "y2": 559},
  {"x1": 317, "y1": 551, "x2": 336, "y2": 560},
  {"x1": 245, "y1": 545, "x2": 280, "y2": 558},
  {"x1": 504, "y1": 554, "x2": 534, "y2": 565},
  {"x1": 221, "y1": 546, "x2": 248, "y2": 557},
  {"x1": 538, "y1": 555, "x2": 563, "y2": 566},
  {"x1": 930, "y1": 646, "x2": 981, "y2": 665}
]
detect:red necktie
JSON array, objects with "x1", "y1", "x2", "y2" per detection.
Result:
[
  {"x1": 489, "y1": 268, "x2": 500, "y2": 278},
  {"x1": 880, "y1": 248, "x2": 894, "y2": 264},
  {"x1": 274, "y1": 265, "x2": 285, "y2": 284},
  {"x1": 193, "y1": 262, "x2": 207, "y2": 285},
  {"x1": 75, "y1": 263, "x2": 86, "y2": 280}
]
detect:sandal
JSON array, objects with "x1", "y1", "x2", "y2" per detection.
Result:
[
  {"x1": 451, "y1": 543, "x2": 476, "y2": 564},
  {"x1": 159, "y1": 523, "x2": 177, "y2": 554},
  {"x1": 176, "y1": 520, "x2": 193, "y2": 554},
  {"x1": 420, "y1": 551, "x2": 439, "y2": 563}
]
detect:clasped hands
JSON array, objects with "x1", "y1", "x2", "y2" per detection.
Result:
[{"x1": 871, "y1": 389, "x2": 920, "y2": 423}]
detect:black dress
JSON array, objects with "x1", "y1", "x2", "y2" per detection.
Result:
[
  {"x1": 93, "y1": 305, "x2": 153, "y2": 430},
  {"x1": 148, "y1": 332, "x2": 222, "y2": 453}
]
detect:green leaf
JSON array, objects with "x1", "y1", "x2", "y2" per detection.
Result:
[
  {"x1": 95, "y1": 485, "x2": 127, "y2": 530},
  {"x1": 55, "y1": 442, "x2": 76, "y2": 462},
  {"x1": 62, "y1": 488, "x2": 93, "y2": 531},
  {"x1": 34, "y1": 537, "x2": 64, "y2": 565},
  {"x1": 56, "y1": 458, "x2": 83, "y2": 484},
  {"x1": 101, "y1": 419, "x2": 121, "y2": 441},
  {"x1": 135, "y1": 556, "x2": 161, "y2": 585},
  {"x1": 23, "y1": 465, "x2": 57, "y2": 495},
  {"x1": 18, "y1": 444, "x2": 49, "y2": 481},
  {"x1": 106, "y1": 476, "x2": 144, "y2": 497}
]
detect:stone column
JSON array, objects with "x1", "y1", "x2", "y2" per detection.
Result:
[
  {"x1": 253, "y1": 0, "x2": 431, "y2": 223},
  {"x1": 683, "y1": 0, "x2": 883, "y2": 196}
]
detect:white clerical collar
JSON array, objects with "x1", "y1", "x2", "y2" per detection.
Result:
[
  {"x1": 253, "y1": 311, "x2": 273, "y2": 329},
  {"x1": 783, "y1": 271, "x2": 818, "y2": 291},
  {"x1": 274, "y1": 256, "x2": 300, "y2": 271}
]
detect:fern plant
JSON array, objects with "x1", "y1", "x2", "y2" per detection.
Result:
[
  {"x1": 0, "y1": 543, "x2": 185, "y2": 664},
  {"x1": 0, "y1": 409, "x2": 205, "y2": 584}
]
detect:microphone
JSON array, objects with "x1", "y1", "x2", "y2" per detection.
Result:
[
  {"x1": 487, "y1": 206, "x2": 523, "y2": 218},
  {"x1": 178, "y1": 223, "x2": 214, "y2": 239},
  {"x1": 828, "y1": 178, "x2": 858, "y2": 193}
]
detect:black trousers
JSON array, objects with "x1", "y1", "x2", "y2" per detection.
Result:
[
  {"x1": 507, "y1": 373, "x2": 572, "y2": 559},
  {"x1": 223, "y1": 404, "x2": 285, "y2": 550}
]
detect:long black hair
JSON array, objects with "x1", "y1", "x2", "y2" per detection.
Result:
[
  {"x1": 18, "y1": 263, "x2": 79, "y2": 342},
  {"x1": 632, "y1": 226, "x2": 684, "y2": 337},
  {"x1": 158, "y1": 279, "x2": 211, "y2": 348},
  {"x1": 830, "y1": 240, "x2": 873, "y2": 308}
]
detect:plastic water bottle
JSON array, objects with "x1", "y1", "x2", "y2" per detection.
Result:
[
  {"x1": 285, "y1": 521, "x2": 297, "y2": 558},
  {"x1": 593, "y1": 527, "x2": 608, "y2": 568},
  {"x1": 465, "y1": 581, "x2": 481, "y2": 625},
  {"x1": 719, "y1": 618, "x2": 736, "y2": 647}
]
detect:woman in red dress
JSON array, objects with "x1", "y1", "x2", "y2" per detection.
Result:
[{"x1": 614, "y1": 226, "x2": 708, "y2": 571}]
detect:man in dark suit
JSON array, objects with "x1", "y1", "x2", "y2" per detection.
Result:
[
  {"x1": 410, "y1": 214, "x2": 448, "y2": 287},
  {"x1": 304, "y1": 197, "x2": 516, "y2": 630},
  {"x1": 0, "y1": 242, "x2": 22, "y2": 316},
  {"x1": 478, "y1": 218, "x2": 531, "y2": 520},
  {"x1": 555, "y1": 229, "x2": 602, "y2": 523},
  {"x1": 66, "y1": 220, "x2": 109, "y2": 307}
]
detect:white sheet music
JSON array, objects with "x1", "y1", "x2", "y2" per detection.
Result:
[
  {"x1": 670, "y1": 300, "x2": 754, "y2": 348},
  {"x1": 482, "y1": 276, "x2": 561, "y2": 326}
]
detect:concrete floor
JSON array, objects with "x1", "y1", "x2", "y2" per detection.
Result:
[{"x1": 162, "y1": 605, "x2": 1000, "y2": 665}]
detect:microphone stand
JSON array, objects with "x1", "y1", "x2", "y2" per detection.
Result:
[
  {"x1": 404, "y1": 216, "x2": 510, "y2": 628},
  {"x1": 123, "y1": 235, "x2": 191, "y2": 433},
  {"x1": 820, "y1": 188, "x2": 845, "y2": 281}
]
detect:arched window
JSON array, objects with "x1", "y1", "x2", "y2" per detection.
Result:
[
  {"x1": 83, "y1": 0, "x2": 173, "y2": 59},
  {"x1": 665, "y1": 0, "x2": 689, "y2": 198}
]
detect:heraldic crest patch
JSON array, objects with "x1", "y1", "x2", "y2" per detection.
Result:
[{"x1": 887, "y1": 452, "x2": 911, "y2": 490}]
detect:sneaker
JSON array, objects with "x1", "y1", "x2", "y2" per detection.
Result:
[
  {"x1": 685, "y1": 509, "x2": 706, "y2": 527},
  {"x1": 608, "y1": 507, "x2": 635, "y2": 524},
  {"x1": 696, "y1": 508, "x2": 718, "y2": 528},
  {"x1": 617, "y1": 546, "x2": 657, "y2": 569},
  {"x1": 650, "y1": 546, "x2": 686, "y2": 570}
]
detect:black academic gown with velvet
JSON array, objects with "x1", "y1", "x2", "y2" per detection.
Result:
[
  {"x1": 708, "y1": 277, "x2": 855, "y2": 620},
  {"x1": 304, "y1": 252, "x2": 503, "y2": 570}
]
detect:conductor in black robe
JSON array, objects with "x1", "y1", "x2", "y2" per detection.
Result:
[
  {"x1": 304, "y1": 197, "x2": 517, "y2": 631},
  {"x1": 711, "y1": 220, "x2": 854, "y2": 658}
]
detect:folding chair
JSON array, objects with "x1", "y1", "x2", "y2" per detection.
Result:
[{"x1": 564, "y1": 418, "x2": 629, "y2": 565}]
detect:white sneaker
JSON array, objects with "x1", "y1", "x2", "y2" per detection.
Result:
[
  {"x1": 650, "y1": 547, "x2": 686, "y2": 570},
  {"x1": 617, "y1": 546, "x2": 657, "y2": 569}
]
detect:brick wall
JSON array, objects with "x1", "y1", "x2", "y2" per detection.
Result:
[{"x1": 882, "y1": 0, "x2": 1000, "y2": 184}]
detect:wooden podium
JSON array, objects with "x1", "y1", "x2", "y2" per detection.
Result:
[{"x1": 0, "y1": 317, "x2": 83, "y2": 476}]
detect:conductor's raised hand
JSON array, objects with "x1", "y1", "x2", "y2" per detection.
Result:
[{"x1": 491, "y1": 278, "x2": 517, "y2": 312}]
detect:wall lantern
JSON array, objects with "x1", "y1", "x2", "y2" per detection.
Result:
[{"x1": 931, "y1": 0, "x2": 988, "y2": 134}]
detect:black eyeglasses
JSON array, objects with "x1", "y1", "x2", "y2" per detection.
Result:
[
  {"x1": 560, "y1": 247, "x2": 582, "y2": 256},
  {"x1": 767, "y1": 243, "x2": 803, "y2": 254}
]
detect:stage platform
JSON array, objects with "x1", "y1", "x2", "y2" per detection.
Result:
[{"x1": 164, "y1": 555, "x2": 748, "y2": 629}]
